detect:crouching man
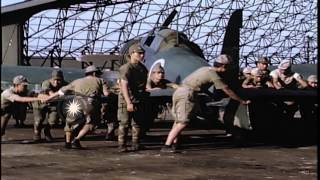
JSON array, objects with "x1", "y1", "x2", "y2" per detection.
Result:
[
  {"x1": 46, "y1": 65, "x2": 108, "y2": 149},
  {"x1": 1, "y1": 75, "x2": 48, "y2": 138}
]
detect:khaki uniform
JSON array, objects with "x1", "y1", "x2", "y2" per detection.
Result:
[
  {"x1": 32, "y1": 79, "x2": 68, "y2": 139},
  {"x1": 60, "y1": 76, "x2": 105, "y2": 132},
  {"x1": 252, "y1": 68, "x2": 270, "y2": 80},
  {"x1": 1, "y1": 87, "x2": 28, "y2": 135},
  {"x1": 118, "y1": 62, "x2": 148, "y2": 147},
  {"x1": 172, "y1": 67, "x2": 226, "y2": 123}
]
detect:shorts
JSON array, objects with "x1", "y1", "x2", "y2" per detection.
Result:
[
  {"x1": 64, "y1": 96, "x2": 101, "y2": 132},
  {"x1": 171, "y1": 86, "x2": 198, "y2": 124}
]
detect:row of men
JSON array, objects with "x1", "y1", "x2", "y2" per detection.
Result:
[
  {"x1": 1, "y1": 44, "x2": 316, "y2": 153},
  {"x1": 238, "y1": 57, "x2": 317, "y2": 123},
  {"x1": 239, "y1": 57, "x2": 317, "y2": 90}
]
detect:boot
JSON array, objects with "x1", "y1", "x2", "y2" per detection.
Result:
[
  {"x1": 64, "y1": 142, "x2": 72, "y2": 149},
  {"x1": 71, "y1": 139, "x2": 82, "y2": 149},
  {"x1": 44, "y1": 125, "x2": 53, "y2": 142},
  {"x1": 33, "y1": 133, "x2": 41, "y2": 143},
  {"x1": 14, "y1": 119, "x2": 20, "y2": 128},
  {"x1": 33, "y1": 124, "x2": 42, "y2": 143},
  {"x1": 118, "y1": 126, "x2": 128, "y2": 152},
  {"x1": 131, "y1": 127, "x2": 144, "y2": 151},
  {"x1": 65, "y1": 131, "x2": 72, "y2": 149},
  {"x1": 105, "y1": 123, "x2": 116, "y2": 141}
]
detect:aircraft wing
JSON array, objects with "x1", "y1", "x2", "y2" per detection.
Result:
[
  {"x1": 149, "y1": 88, "x2": 175, "y2": 97},
  {"x1": 238, "y1": 88, "x2": 317, "y2": 102}
]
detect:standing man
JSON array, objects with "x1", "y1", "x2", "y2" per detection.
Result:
[
  {"x1": 1, "y1": 75, "x2": 47, "y2": 137},
  {"x1": 46, "y1": 65, "x2": 108, "y2": 149},
  {"x1": 118, "y1": 43, "x2": 148, "y2": 152},
  {"x1": 161, "y1": 54, "x2": 250, "y2": 153},
  {"x1": 32, "y1": 69, "x2": 68, "y2": 142}
]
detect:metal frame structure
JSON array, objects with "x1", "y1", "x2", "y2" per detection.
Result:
[{"x1": 21, "y1": 0, "x2": 317, "y2": 67}]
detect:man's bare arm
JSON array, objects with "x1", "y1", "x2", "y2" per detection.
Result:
[{"x1": 222, "y1": 86, "x2": 250, "y2": 105}]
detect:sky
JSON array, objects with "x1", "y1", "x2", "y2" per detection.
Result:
[
  {"x1": 2, "y1": 0, "x2": 317, "y2": 65},
  {"x1": 1, "y1": 0, "x2": 25, "y2": 7}
]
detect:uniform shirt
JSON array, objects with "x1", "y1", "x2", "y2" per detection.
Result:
[
  {"x1": 1, "y1": 87, "x2": 25, "y2": 109},
  {"x1": 42, "y1": 79, "x2": 68, "y2": 94},
  {"x1": 147, "y1": 78, "x2": 175, "y2": 89},
  {"x1": 251, "y1": 67, "x2": 271, "y2": 81},
  {"x1": 33, "y1": 79, "x2": 69, "y2": 108},
  {"x1": 60, "y1": 76, "x2": 105, "y2": 97},
  {"x1": 182, "y1": 67, "x2": 226, "y2": 92},
  {"x1": 270, "y1": 69, "x2": 303, "y2": 89},
  {"x1": 119, "y1": 62, "x2": 148, "y2": 100}
]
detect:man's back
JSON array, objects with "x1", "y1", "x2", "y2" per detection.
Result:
[
  {"x1": 182, "y1": 67, "x2": 225, "y2": 91},
  {"x1": 61, "y1": 76, "x2": 104, "y2": 96}
]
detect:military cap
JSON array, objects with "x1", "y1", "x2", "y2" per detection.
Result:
[
  {"x1": 13, "y1": 75, "x2": 29, "y2": 85},
  {"x1": 307, "y1": 75, "x2": 317, "y2": 83},
  {"x1": 128, "y1": 44, "x2": 145, "y2": 54},
  {"x1": 242, "y1": 67, "x2": 252, "y2": 74},
  {"x1": 215, "y1": 54, "x2": 231, "y2": 64},
  {"x1": 278, "y1": 59, "x2": 291, "y2": 70},
  {"x1": 51, "y1": 69, "x2": 64, "y2": 80},
  {"x1": 256, "y1": 57, "x2": 269, "y2": 64},
  {"x1": 152, "y1": 63, "x2": 165, "y2": 73},
  {"x1": 85, "y1": 65, "x2": 99, "y2": 73}
]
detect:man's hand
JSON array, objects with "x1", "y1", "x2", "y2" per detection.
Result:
[
  {"x1": 293, "y1": 73, "x2": 300, "y2": 79},
  {"x1": 37, "y1": 94, "x2": 50, "y2": 103},
  {"x1": 240, "y1": 100, "x2": 251, "y2": 105},
  {"x1": 127, "y1": 103, "x2": 135, "y2": 112}
]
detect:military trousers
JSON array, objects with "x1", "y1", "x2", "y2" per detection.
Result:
[
  {"x1": 33, "y1": 106, "x2": 58, "y2": 128},
  {"x1": 117, "y1": 94, "x2": 147, "y2": 145},
  {"x1": 1, "y1": 103, "x2": 27, "y2": 136}
]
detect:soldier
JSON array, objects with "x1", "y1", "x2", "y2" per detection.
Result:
[
  {"x1": 101, "y1": 86, "x2": 118, "y2": 141},
  {"x1": 46, "y1": 65, "x2": 108, "y2": 149},
  {"x1": 270, "y1": 59, "x2": 307, "y2": 89},
  {"x1": 1, "y1": 75, "x2": 47, "y2": 137},
  {"x1": 300, "y1": 75, "x2": 318, "y2": 121},
  {"x1": 144, "y1": 64, "x2": 179, "y2": 139},
  {"x1": 306, "y1": 75, "x2": 317, "y2": 89},
  {"x1": 161, "y1": 54, "x2": 250, "y2": 153},
  {"x1": 146, "y1": 63, "x2": 179, "y2": 91},
  {"x1": 238, "y1": 66, "x2": 252, "y2": 84},
  {"x1": 243, "y1": 57, "x2": 273, "y2": 89},
  {"x1": 32, "y1": 69, "x2": 68, "y2": 142},
  {"x1": 242, "y1": 68, "x2": 273, "y2": 89},
  {"x1": 117, "y1": 43, "x2": 149, "y2": 152},
  {"x1": 253, "y1": 57, "x2": 271, "y2": 80},
  {"x1": 270, "y1": 59, "x2": 308, "y2": 120}
]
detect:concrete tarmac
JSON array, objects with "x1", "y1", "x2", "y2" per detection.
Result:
[{"x1": 1, "y1": 113, "x2": 317, "y2": 180}]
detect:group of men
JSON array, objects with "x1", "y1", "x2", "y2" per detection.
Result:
[
  {"x1": 240, "y1": 57, "x2": 317, "y2": 122},
  {"x1": 241, "y1": 57, "x2": 317, "y2": 90},
  {"x1": 1, "y1": 43, "x2": 317, "y2": 153}
]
